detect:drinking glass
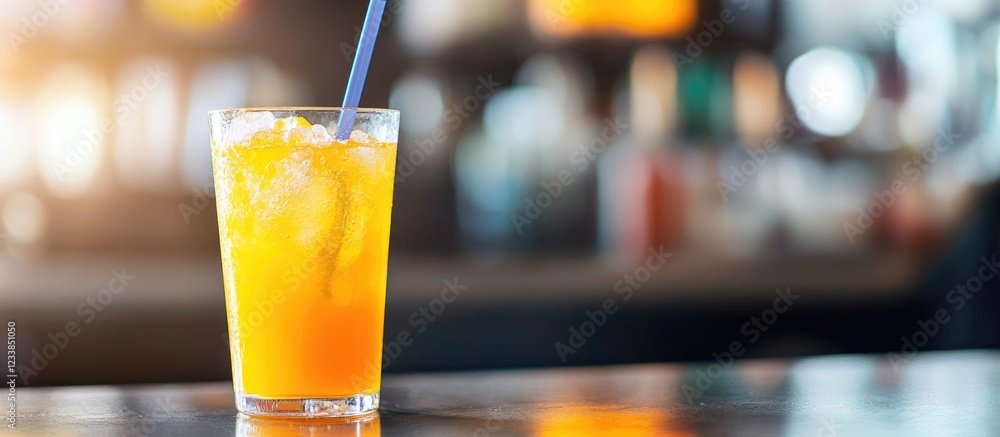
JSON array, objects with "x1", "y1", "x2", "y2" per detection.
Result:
[{"x1": 208, "y1": 108, "x2": 398, "y2": 417}]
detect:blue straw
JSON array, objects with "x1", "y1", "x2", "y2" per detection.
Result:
[{"x1": 335, "y1": 0, "x2": 388, "y2": 140}]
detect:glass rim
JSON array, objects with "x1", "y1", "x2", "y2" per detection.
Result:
[{"x1": 208, "y1": 107, "x2": 399, "y2": 117}]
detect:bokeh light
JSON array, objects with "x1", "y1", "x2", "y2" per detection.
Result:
[
  {"x1": 630, "y1": 46, "x2": 678, "y2": 143},
  {"x1": 528, "y1": 0, "x2": 697, "y2": 38},
  {"x1": 732, "y1": 51, "x2": 781, "y2": 143},
  {"x1": 182, "y1": 60, "x2": 251, "y2": 190},
  {"x1": 532, "y1": 405, "x2": 691, "y2": 437},
  {"x1": 143, "y1": 0, "x2": 242, "y2": 33},
  {"x1": 389, "y1": 74, "x2": 445, "y2": 134},
  {"x1": 786, "y1": 47, "x2": 870, "y2": 138},
  {"x1": 516, "y1": 53, "x2": 594, "y2": 111},
  {"x1": 454, "y1": 131, "x2": 513, "y2": 214},
  {"x1": 34, "y1": 65, "x2": 108, "y2": 199},
  {"x1": 896, "y1": 5, "x2": 957, "y2": 149},
  {"x1": 0, "y1": 92, "x2": 33, "y2": 188},
  {"x1": 2, "y1": 191, "x2": 46, "y2": 245},
  {"x1": 114, "y1": 58, "x2": 180, "y2": 192},
  {"x1": 484, "y1": 87, "x2": 564, "y2": 150},
  {"x1": 398, "y1": 0, "x2": 465, "y2": 52}
]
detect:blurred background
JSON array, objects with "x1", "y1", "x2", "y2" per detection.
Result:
[{"x1": 3, "y1": 0, "x2": 1000, "y2": 386}]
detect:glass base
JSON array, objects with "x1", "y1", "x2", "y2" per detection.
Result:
[{"x1": 236, "y1": 392, "x2": 379, "y2": 418}]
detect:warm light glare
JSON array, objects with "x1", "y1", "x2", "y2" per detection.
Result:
[
  {"x1": 528, "y1": 0, "x2": 697, "y2": 38},
  {"x1": 183, "y1": 61, "x2": 251, "y2": 190},
  {"x1": 184, "y1": 58, "x2": 294, "y2": 192},
  {"x1": 0, "y1": 96, "x2": 32, "y2": 186},
  {"x1": 143, "y1": 0, "x2": 240, "y2": 32},
  {"x1": 2, "y1": 191, "x2": 46, "y2": 245},
  {"x1": 48, "y1": 0, "x2": 123, "y2": 40},
  {"x1": 0, "y1": 0, "x2": 35, "y2": 29},
  {"x1": 733, "y1": 52, "x2": 781, "y2": 143},
  {"x1": 532, "y1": 405, "x2": 692, "y2": 437},
  {"x1": 630, "y1": 46, "x2": 677, "y2": 142},
  {"x1": 115, "y1": 59, "x2": 179, "y2": 192},
  {"x1": 35, "y1": 66, "x2": 108, "y2": 198}
]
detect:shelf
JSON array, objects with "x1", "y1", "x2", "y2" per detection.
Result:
[{"x1": 2, "y1": 251, "x2": 918, "y2": 311}]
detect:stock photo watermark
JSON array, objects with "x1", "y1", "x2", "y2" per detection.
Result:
[
  {"x1": 5, "y1": 0, "x2": 71, "y2": 56},
  {"x1": 340, "y1": 0, "x2": 405, "y2": 62},
  {"x1": 887, "y1": 254, "x2": 998, "y2": 371},
  {"x1": 817, "y1": 417, "x2": 840, "y2": 437},
  {"x1": 682, "y1": 287, "x2": 799, "y2": 404},
  {"x1": 471, "y1": 413, "x2": 506, "y2": 437},
  {"x1": 351, "y1": 277, "x2": 468, "y2": 391},
  {"x1": 717, "y1": 83, "x2": 832, "y2": 202},
  {"x1": 213, "y1": 0, "x2": 244, "y2": 19},
  {"x1": 544, "y1": 0, "x2": 584, "y2": 29},
  {"x1": 397, "y1": 74, "x2": 502, "y2": 184},
  {"x1": 554, "y1": 246, "x2": 671, "y2": 363},
  {"x1": 672, "y1": 0, "x2": 750, "y2": 72},
  {"x1": 511, "y1": 116, "x2": 628, "y2": 233},
  {"x1": 178, "y1": 183, "x2": 215, "y2": 224},
  {"x1": 51, "y1": 64, "x2": 171, "y2": 181},
  {"x1": 6, "y1": 321, "x2": 15, "y2": 430},
  {"x1": 16, "y1": 268, "x2": 135, "y2": 385},
  {"x1": 843, "y1": 127, "x2": 960, "y2": 244},
  {"x1": 117, "y1": 396, "x2": 177, "y2": 436},
  {"x1": 877, "y1": 0, "x2": 929, "y2": 40},
  {"x1": 220, "y1": 260, "x2": 322, "y2": 351}
]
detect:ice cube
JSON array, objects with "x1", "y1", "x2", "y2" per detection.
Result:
[
  {"x1": 327, "y1": 189, "x2": 370, "y2": 274},
  {"x1": 293, "y1": 175, "x2": 338, "y2": 247},
  {"x1": 220, "y1": 111, "x2": 276, "y2": 147},
  {"x1": 282, "y1": 126, "x2": 313, "y2": 144},
  {"x1": 349, "y1": 129, "x2": 372, "y2": 144},
  {"x1": 275, "y1": 116, "x2": 311, "y2": 133},
  {"x1": 310, "y1": 124, "x2": 333, "y2": 144},
  {"x1": 345, "y1": 145, "x2": 377, "y2": 173},
  {"x1": 272, "y1": 117, "x2": 337, "y2": 147}
]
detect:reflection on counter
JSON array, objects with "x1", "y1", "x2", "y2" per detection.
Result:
[
  {"x1": 532, "y1": 405, "x2": 692, "y2": 437},
  {"x1": 236, "y1": 413, "x2": 381, "y2": 437},
  {"x1": 14, "y1": 351, "x2": 1000, "y2": 436}
]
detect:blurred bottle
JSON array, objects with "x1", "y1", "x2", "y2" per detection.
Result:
[
  {"x1": 599, "y1": 46, "x2": 687, "y2": 263},
  {"x1": 453, "y1": 126, "x2": 526, "y2": 258},
  {"x1": 453, "y1": 53, "x2": 602, "y2": 257},
  {"x1": 514, "y1": 54, "x2": 599, "y2": 253},
  {"x1": 676, "y1": 55, "x2": 734, "y2": 254},
  {"x1": 720, "y1": 51, "x2": 783, "y2": 256}
]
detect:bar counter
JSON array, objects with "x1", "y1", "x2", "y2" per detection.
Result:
[{"x1": 14, "y1": 350, "x2": 1000, "y2": 436}]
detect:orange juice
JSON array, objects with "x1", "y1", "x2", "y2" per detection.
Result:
[{"x1": 210, "y1": 109, "x2": 397, "y2": 415}]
